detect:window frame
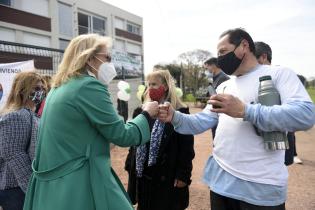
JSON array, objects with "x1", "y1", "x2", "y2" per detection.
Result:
[{"x1": 78, "y1": 11, "x2": 106, "y2": 36}]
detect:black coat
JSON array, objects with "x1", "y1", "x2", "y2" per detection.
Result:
[{"x1": 125, "y1": 107, "x2": 195, "y2": 210}]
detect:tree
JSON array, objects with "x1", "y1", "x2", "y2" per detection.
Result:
[
  {"x1": 178, "y1": 49, "x2": 212, "y2": 66},
  {"x1": 154, "y1": 63, "x2": 182, "y2": 87},
  {"x1": 177, "y1": 49, "x2": 212, "y2": 95},
  {"x1": 152, "y1": 49, "x2": 214, "y2": 98}
]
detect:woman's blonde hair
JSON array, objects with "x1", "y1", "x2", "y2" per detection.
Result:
[
  {"x1": 1, "y1": 71, "x2": 44, "y2": 114},
  {"x1": 52, "y1": 34, "x2": 112, "y2": 87},
  {"x1": 143, "y1": 69, "x2": 187, "y2": 109},
  {"x1": 42, "y1": 75, "x2": 52, "y2": 93}
]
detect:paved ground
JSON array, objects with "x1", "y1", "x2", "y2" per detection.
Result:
[{"x1": 111, "y1": 107, "x2": 315, "y2": 210}]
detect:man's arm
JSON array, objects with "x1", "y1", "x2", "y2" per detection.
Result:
[
  {"x1": 244, "y1": 101, "x2": 315, "y2": 132},
  {"x1": 243, "y1": 68, "x2": 315, "y2": 132},
  {"x1": 168, "y1": 104, "x2": 218, "y2": 135}
]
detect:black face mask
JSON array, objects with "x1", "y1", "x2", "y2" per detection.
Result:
[{"x1": 218, "y1": 46, "x2": 244, "y2": 75}]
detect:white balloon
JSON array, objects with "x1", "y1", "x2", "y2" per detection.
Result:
[
  {"x1": 117, "y1": 80, "x2": 130, "y2": 91},
  {"x1": 117, "y1": 90, "x2": 130, "y2": 101},
  {"x1": 176, "y1": 87, "x2": 183, "y2": 98}
]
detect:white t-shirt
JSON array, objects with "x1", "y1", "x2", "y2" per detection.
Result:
[{"x1": 213, "y1": 64, "x2": 311, "y2": 186}]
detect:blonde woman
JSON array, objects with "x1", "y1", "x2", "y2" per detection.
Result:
[
  {"x1": 126, "y1": 69, "x2": 195, "y2": 210},
  {"x1": 23, "y1": 34, "x2": 159, "y2": 210},
  {"x1": 0, "y1": 71, "x2": 45, "y2": 210}
]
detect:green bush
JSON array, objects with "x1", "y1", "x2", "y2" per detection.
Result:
[
  {"x1": 307, "y1": 87, "x2": 315, "y2": 103},
  {"x1": 184, "y1": 93, "x2": 196, "y2": 102}
]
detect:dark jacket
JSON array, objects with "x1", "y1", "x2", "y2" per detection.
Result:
[
  {"x1": 213, "y1": 71, "x2": 230, "y2": 89},
  {"x1": 125, "y1": 107, "x2": 195, "y2": 210}
]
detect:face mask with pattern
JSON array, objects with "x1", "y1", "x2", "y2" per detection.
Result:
[
  {"x1": 149, "y1": 85, "x2": 165, "y2": 102},
  {"x1": 29, "y1": 90, "x2": 45, "y2": 105}
]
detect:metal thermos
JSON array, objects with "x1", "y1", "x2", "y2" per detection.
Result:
[{"x1": 258, "y1": 75, "x2": 289, "y2": 150}]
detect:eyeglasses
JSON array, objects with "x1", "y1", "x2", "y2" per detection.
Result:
[
  {"x1": 34, "y1": 85, "x2": 45, "y2": 92},
  {"x1": 95, "y1": 53, "x2": 111, "y2": 62}
]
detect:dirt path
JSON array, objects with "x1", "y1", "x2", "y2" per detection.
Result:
[{"x1": 111, "y1": 107, "x2": 315, "y2": 210}]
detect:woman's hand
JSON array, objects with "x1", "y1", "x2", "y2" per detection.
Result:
[{"x1": 142, "y1": 101, "x2": 159, "y2": 118}]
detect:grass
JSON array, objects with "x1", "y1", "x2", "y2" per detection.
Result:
[{"x1": 307, "y1": 87, "x2": 315, "y2": 103}]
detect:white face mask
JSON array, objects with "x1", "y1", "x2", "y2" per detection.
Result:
[
  {"x1": 89, "y1": 56, "x2": 117, "y2": 85},
  {"x1": 98, "y1": 62, "x2": 117, "y2": 85}
]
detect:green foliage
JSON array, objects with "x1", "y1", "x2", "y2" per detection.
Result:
[
  {"x1": 154, "y1": 64, "x2": 182, "y2": 86},
  {"x1": 307, "y1": 87, "x2": 315, "y2": 103},
  {"x1": 184, "y1": 93, "x2": 196, "y2": 102}
]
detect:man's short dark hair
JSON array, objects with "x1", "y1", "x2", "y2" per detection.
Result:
[
  {"x1": 204, "y1": 57, "x2": 219, "y2": 67},
  {"x1": 220, "y1": 28, "x2": 255, "y2": 53},
  {"x1": 254, "y1": 41, "x2": 272, "y2": 63}
]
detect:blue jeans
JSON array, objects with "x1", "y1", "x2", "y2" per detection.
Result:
[{"x1": 0, "y1": 187, "x2": 25, "y2": 210}]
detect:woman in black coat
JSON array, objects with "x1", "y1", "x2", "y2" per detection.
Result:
[{"x1": 125, "y1": 69, "x2": 195, "y2": 210}]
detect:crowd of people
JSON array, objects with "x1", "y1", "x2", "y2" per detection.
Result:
[{"x1": 0, "y1": 28, "x2": 314, "y2": 210}]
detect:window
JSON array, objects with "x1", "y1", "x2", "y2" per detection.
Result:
[
  {"x1": 58, "y1": 2, "x2": 73, "y2": 37},
  {"x1": 17, "y1": 0, "x2": 49, "y2": 17},
  {"x1": 23, "y1": 32, "x2": 50, "y2": 47},
  {"x1": 114, "y1": 18, "x2": 124, "y2": 30},
  {"x1": 126, "y1": 42, "x2": 141, "y2": 54},
  {"x1": 0, "y1": 27, "x2": 15, "y2": 42},
  {"x1": 127, "y1": 23, "x2": 140, "y2": 35},
  {"x1": 78, "y1": 12, "x2": 106, "y2": 36},
  {"x1": 92, "y1": 16, "x2": 105, "y2": 35},
  {"x1": 114, "y1": 39, "x2": 125, "y2": 51},
  {"x1": 78, "y1": 13, "x2": 90, "y2": 34},
  {"x1": 0, "y1": 0, "x2": 11, "y2": 6},
  {"x1": 59, "y1": 39, "x2": 70, "y2": 50}
]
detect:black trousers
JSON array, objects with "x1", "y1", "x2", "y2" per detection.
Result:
[
  {"x1": 285, "y1": 132, "x2": 297, "y2": 166},
  {"x1": 0, "y1": 187, "x2": 25, "y2": 210},
  {"x1": 210, "y1": 191, "x2": 285, "y2": 210}
]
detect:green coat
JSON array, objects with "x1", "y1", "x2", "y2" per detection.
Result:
[{"x1": 23, "y1": 75, "x2": 150, "y2": 210}]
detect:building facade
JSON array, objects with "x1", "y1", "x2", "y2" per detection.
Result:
[
  {"x1": 0, "y1": 0, "x2": 144, "y2": 118},
  {"x1": 0, "y1": 0, "x2": 143, "y2": 73}
]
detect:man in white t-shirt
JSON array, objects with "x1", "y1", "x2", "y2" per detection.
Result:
[{"x1": 158, "y1": 28, "x2": 315, "y2": 210}]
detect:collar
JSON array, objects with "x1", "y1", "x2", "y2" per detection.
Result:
[
  {"x1": 236, "y1": 64, "x2": 260, "y2": 77},
  {"x1": 87, "y1": 71, "x2": 96, "y2": 78}
]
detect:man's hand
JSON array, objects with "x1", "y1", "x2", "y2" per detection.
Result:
[
  {"x1": 142, "y1": 101, "x2": 159, "y2": 118},
  {"x1": 174, "y1": 179, "x2": 187, "y2": 188},
  {"x1": 208, "y1": 94, "x2": 245, "y2": 118},
  {"x1": 158, "y1": 102, "x2": 174, "y2": 123}
]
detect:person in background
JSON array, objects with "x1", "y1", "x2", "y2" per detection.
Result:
[
  {"x1": 159, "y1": 28, "x2": 315, "y2": 210},
  {"x1": 254, "y1": 41, "x2": 303, "y2": 165},
  {"x1": 0, "y1": 84, "x2": 3, "y2": 102},
  {"x1": 204, "y1": 57, "x2": 230, "y2": 139},
  {"x1": 204, "y1": 57, "x2": 230, "y2": 89},
  {"x1": 23, "y1": 34, "x2": 159, "y2": 210},
  {"x1": 0, "y1": 71, "x2": 45, "y2": 210},
  {"x1": 117, "y1": 98, "x2": 129, "y2": 122},
  {"x1": 254, "y1": 41, "x2": 272, "y2": 65},
  {"x1": 126, "y1": 69, "x2": 195, "y2": 210},
  {"x1": 36, "y1": 75, "x2": 52, "y2": 117}
]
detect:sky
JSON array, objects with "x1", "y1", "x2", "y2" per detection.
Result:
[{"x1": 103, "y1": 0, "x2": 315, "y2": 79}]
